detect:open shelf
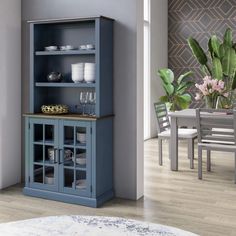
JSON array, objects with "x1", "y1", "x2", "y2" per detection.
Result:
[
  {"x1": 35, "y1": 82, "x2": 96, "y2": 88},
  {"x1": 35, "y1": 50, "x2": 96, "y2": 56}
]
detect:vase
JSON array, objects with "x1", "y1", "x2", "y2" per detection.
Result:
[
  {"x1": 216, "y1": 91, "x2": 235, "y2": 109},
  {"x1": 205, "y1": 96, "x2": 218, "y2": 109}
]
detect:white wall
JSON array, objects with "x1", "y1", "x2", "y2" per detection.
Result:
[
  {"x1": 0, "y1": 0, "x2": 21, "y2": 188},
  {"x1": 136, "y1": 0, "x2": 144, "y2": 199},
  {"x1": 150, "y1": 0, "x2": 168, "y2": 138},
  {"x1": 22, "y1": 0, "x2": 144, "y2": 200}
]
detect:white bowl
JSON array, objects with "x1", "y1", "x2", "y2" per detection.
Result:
[
  {"x1": 45, "y1": 46, "x2": 58, "y2": 51},
  {"x1": 74, "y1": 179, "x2": 86, "y2": 189},
  {"x1": 72, "y1": 153, "x2": 86, "y2": 165},
  {"x1": 45, "y1": 173, "x2": 54, "y2": 185},
  {"x1": 79, "y1": 45, "x2": 87, "y2": 50},
  {"x1": 84, "y1": 76, "x2": 95, "y2": 83},
  {"x1": 84, "y1": 68, "x2": 95, "y2": 72},
  {"x1": 72, "y1": 71, "x2": 84, "y2": 75},
  {"x1": 72, "y1": 67, "x2": 84, "y2": 70},
  {"x1": 76, "y1": 157, "x2": 86, "y2": 165},
  {"x1": 60, "y1": 45, "x2": 76, "y2": 51},
  {"x1": 77, "y1": 133, "x2": 86, "y2": 142},
  {"x1": 72, "y1": 65, "x2": 84, "y2": 68},
  {"x1": 72, "y1": 63, "x2": 84, "y2": 68},
  {"x1": 84, "y1": 63, "x2": 95, "y2": 69},
  {"x1": 72, "y1": 72, "x2": 84, "y2": 76},
  {"x1": 72, "y1": 68, "x2": 84, "y2": 82},
  {"x1": 77, "y1": 138, "x2": 86, "y2": 143},
  {"x1": 84, "y1": 72, "x2": 95, "y2": 76},
  {"x1": 72, "y1": 78, "x2": 84, "y2": 83},
  {"x1": 86, "y1": 44, "x2": 95, "y2": 50}
]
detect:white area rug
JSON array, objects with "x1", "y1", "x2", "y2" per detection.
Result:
[{"x1": 0, "y1": 215, "x2": 198, "y2": 236}]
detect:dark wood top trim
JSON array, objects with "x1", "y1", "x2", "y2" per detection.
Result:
[{"x1": 23, "y1": 113, "x2": 114, "y2": 121}]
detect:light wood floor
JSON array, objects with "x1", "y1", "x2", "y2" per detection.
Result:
[{"x1": 1, "y1": 138, "x2": 236, "y2": 236}]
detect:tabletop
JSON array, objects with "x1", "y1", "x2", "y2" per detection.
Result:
[
  {"x1": 168, "y1": 109, "x2": 196, "y2": 118},
  {"x1": 168, "y1": 109, "x2": 233, "y2": 120}
]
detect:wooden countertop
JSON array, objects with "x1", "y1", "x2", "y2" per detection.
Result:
[{"x1": 23, "y1": 113, "x2": 113, "y2": 121}]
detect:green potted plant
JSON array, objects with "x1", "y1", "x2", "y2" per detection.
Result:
[
  {"x1": 188, "y1": 28, "x2": 236, "y2": 108},
  {"x1": 158, "y1": 68, "x2": 193, "y2": 111}
]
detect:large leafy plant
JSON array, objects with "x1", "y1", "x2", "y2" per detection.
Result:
[
  {"x1": 188, "y1": 28, "x2": 236, "y2": 90},
  {"x1": 158, "y1": 68, "x2": 193, "y2": 111}
]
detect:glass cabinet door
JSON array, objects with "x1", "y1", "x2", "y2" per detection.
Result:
[
  {"x1": 59, "y1": 120, "x2": 91, "y2": 197},
  {"x1": 29, "y1": 119, "x2": 59, "y2": 191}
]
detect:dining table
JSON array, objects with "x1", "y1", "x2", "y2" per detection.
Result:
[{"x1": 168, "y1": 109, "x2": 234, "y2": 171}]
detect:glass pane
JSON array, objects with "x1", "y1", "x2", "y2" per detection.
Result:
[
  {"x1": 64, "y1": 148, "x2": 74, "y2": 167},
  {"x1": 45, "y1": 125, "x2": 54, "y2": 143},
  {"x1": 74, "y1": 149, "x2": 86, "y2": 168},
  {"x1": 64, "y1": 169, "x2": 74, "y2": 188},
  {"x1": 34, "y1": 165, "x2": 43, "y2": 183},
  {"x1": 64, "y1": 126, "x2": 74, "y2": 145},
  {"x1": 45, "y1": 166, "x2": 55, "y2": 185},
  {"x1": 34, "y1": 124, "x2": 43, "y2": 142},
  {"x1": 34, "y1": 144, "x2": 43, "y2": 163},
  {"x1": 45, "y1": 146, "x2": 55, "y2": 164},
  {"x1": 76, "y1": 127, "x2": 86, "y2": 145},
  {"x1": 75, "y1": 170, "x2": 86, "y2": 190}
]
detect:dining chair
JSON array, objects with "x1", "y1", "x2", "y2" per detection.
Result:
[
  {"x1": 154, "y1": 102, "x2": 198, "y2": 168},
  {"x1": 196, "y1": 108, "x2": 236, "y2": 183}
]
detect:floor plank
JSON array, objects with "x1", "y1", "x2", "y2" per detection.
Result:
[{"x1": 0, "y1": 138, "x2": 236, "y2": 236}]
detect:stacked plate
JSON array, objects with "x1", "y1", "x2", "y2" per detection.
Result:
[
  {"x1": 71, "y1": 63, "x2": 84, "y2": 83},
  {"x1": 77, "y1": 132, "x2": 86, "y2": 143},
  {"x1": 84, "y1": 63, "x2": 96, "y2": 83},
  {"x1": 74, "y1": 179, "x2": 86, "y2": 189},
  {"x1": 72, "y1": 153, "x2": 86, "y2": 165}
]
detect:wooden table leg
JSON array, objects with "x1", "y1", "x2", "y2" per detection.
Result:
[{"x1": 170, "y1": 116, "x2": 178, "y2": 171}]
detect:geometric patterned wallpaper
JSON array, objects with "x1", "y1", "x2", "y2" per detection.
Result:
[{"x1": 168, "y1": 0, "x2": 236, "y2": 107}]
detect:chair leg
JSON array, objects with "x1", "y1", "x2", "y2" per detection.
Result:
[
  {"x1": 158, "y1": 138, "x2": 163, "y2": 166},
  {"x1": 188, "y1": 138, "x2": 194, "y2": 169},
  {"x1": 198, "y1": 146, "x2": 202, "y2": 179},
  {"x1": 207, "y1": 150, "x2": 211, "y2": 172},
  {"x1": 235, "y1": 152, "x2": 236, "y2": 184}
]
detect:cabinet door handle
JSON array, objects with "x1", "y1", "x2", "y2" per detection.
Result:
[
  {"x1": 59, "y1": 149, "x2": 64, "y2": 165},
  {"x1": 53, "y1": 148, "x2": 58, "y2": 164}
]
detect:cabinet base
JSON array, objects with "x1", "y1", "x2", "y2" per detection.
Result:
[{"x1": 23, "y1": 187, "x2": 114, "y2": 208}]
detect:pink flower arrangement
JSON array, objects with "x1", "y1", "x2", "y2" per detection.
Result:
[{"x1": 195, "y1": 76, "x2": 228, "y2": 101}]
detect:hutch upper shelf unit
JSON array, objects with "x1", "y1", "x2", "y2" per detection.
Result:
[
  {"x1": 23, "y1": 16, "x2": 114, "y2": 208},
  {"x1": 30, "y1": 16, "x2": 113, "y2": 117}
]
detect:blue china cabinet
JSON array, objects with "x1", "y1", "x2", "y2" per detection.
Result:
[{"x1": 23, "y1": 16, "x2": 114, "y2": 207}]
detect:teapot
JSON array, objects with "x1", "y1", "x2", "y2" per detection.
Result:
[{"x1": 47, "y1": 72, "x2": 63, "y2": 82}]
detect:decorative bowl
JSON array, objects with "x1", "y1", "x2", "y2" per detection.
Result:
[
  {"x1": 41, "y1": 104, "x2": 69, "y2": 114},
  {"x1": 47, "y1": 72, "x2": 63, "y2": 82}
]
